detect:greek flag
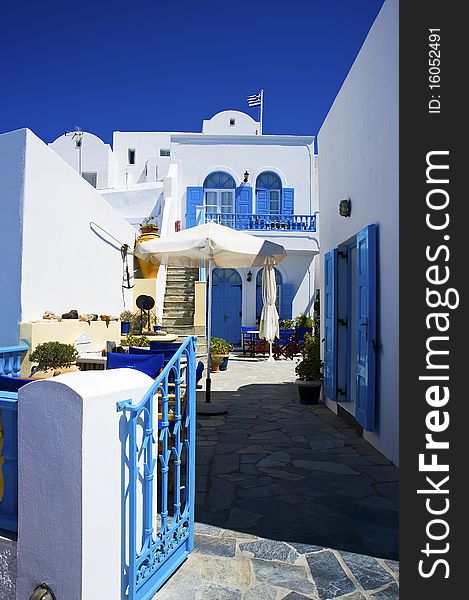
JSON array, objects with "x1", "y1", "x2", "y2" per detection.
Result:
[{"x1": 247, "y1": 92, "x2": 262, "y2": 107}]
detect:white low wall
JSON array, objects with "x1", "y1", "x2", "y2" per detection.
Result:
[{"x1": 16, "y1": 369, "x2": 153, "y2": 600}]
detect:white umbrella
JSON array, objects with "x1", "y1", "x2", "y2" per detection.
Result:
[
  {"x1": 259, "y1": 259, "x2": 280, "y2": 362},
  {"x1": 135, "y1": 222, "x2": 286, "y2": 411}
]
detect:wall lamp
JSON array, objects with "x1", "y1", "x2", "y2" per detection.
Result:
[
  {"x1": 247, "y1": 270, "x2": 252, "y2": 282},
  {"x1": 339, "y1": 198, "x2": 351, "y2": 218},
  {"x1": 243, "y1": 171, "x2": 249, "y2": 183}
]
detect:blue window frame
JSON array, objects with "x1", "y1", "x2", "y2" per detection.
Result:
[
  {"x1": 256, "y1": 171, "x2": 282, "y2": 215},
  {"x1": 203, "y1": 172, "x2": 236, "y2": 227},
  {"x1": 203, "y1": 172, "x2": 236, "y2": 189}
]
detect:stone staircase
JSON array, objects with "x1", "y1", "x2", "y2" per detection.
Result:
[{"x1": 162, "y1": 266, "x2": 207, "y2": 359}]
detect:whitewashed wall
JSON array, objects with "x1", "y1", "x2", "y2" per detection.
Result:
[
  {"x1": 172, "y1": 135, "x2": 315, "y2": 219},
  {"x1": 318, "y1": 0, "x2": 399, "y2": 464},
  {"x1": 0, "y1": 128, "x2": 136, "y2": 346},
  {"x1": 112, "y1": 131, "x2": 173, "y2": 188},
  {"x1": 202, "y1": 110, "x2": 260, "y2": 135},
  {"x1": 0, "y1": 130, "x2": 26, "y2": 346},
  {"x1": 49, "y1": 131, "x2": 112, "y2": 189},
  {"x1": 16, "y1": 369, "x2": 153, "y2": 600}
]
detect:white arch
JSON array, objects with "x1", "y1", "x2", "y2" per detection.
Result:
[
  {"x1": 251, "y1": 166, "x2": 288, "y2": 189},
  {"x1": 197, "y1": 165, "x2": 241, "y2": 188}
]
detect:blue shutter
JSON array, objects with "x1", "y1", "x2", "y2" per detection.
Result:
[
  {"x1": 256, "y1": 283, "x2": 263, "y2": 320},
  {"x1": 280, "y1": 284, "x2": 293, "y2": 320},
  {"x1": 282, "y1": 188, "x2": 294, "y2": 215},
  {"x1": 355, "y1": 224, "x2": 377, "y2": 431},
  {"x1": 235, "y1": 186, "x2": 252, "y2": 214},
  {"x1": 236, "y1": 186, "x2": 252, "y2": 229},
  {"x1": 186, "y1": 187, "x2": 203, "y2": 228},
  {"x1": 323, "y1": 249, "x2": 337, "y2": 400},
  {"x1": 256, "y1": 190, "x2": 269, "y2": 215}
]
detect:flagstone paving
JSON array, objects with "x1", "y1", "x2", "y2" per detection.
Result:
[{"x1": 157, "y1": 355, "x2": 399, "y2": 600}]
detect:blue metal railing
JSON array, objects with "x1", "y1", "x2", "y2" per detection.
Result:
[
  {"x1": 0, "y1": 391, "x2": 18, "y2": 532},
  {"x1": 117, "y1": 335, "x2": 197, "y2": 600},
  {"x1": 0, "y1": 344, "x2": 28, "y2": 378},
  {"x1": 205, "y1": 212, "x2": 316, "y2": 232}
]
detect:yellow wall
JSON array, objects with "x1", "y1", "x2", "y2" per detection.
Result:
[{"x1": 19, "y1": 320, "x2": 121, "y2": 377}]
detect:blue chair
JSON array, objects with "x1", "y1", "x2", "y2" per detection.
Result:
[
  {"x1": 107, "y1": 352, "x2": 165, "y2": 379},
  {"x1": 196, "y1": 361, "x2": 204, "y2": 387},
  {"x1": 241, "y1": 326, "x2": 257, "y2": 355},
  {"x1": 274, "y1": 328, "x2": 295, "y2": 360},
  {"x1": 294, "y1": 326, "x2": 313, "y2": 355},
  {"x1": 0, "y1": 375, "x2": 33, "y2": 393}
]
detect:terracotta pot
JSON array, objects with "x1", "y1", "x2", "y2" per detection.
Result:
[
  {"x1": 210, "y1": 354, "x2": 225, "y2": 373},
  {"x1": 135, "y1": 230, "x2": 160, "y2": 278}
]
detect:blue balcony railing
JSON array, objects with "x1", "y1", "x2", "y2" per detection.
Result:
[{"x1": 205, "y1": 212, "x2": 316, "y2": 232}]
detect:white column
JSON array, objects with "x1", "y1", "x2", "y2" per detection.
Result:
[{"x1": 16, "y1": 368, "x2": 154, "y2": 600}]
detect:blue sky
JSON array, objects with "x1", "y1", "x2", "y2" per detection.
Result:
[{"x1": 0, "y1": 0, "x2": 384, "y2": 144}]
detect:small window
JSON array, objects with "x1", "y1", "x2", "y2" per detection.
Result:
[
  {"x1": 160, "y1": 148, "x2": 170, "y2": 157},
  {"x1": 128, "y1": 149, "x2": 136, "y2": 165},
  {"x1": 82, "y1": 172, "x2": 97, "y2": 188},
  {"x1": 229, "y1": 118, "x2": 235, "y2": 126}
]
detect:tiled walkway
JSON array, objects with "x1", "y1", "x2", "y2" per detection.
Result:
[{"x1": 158, "y1": 355, "x2": 399, "y2": 600}]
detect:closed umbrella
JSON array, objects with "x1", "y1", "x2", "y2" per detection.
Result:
[
  {"x1": 135, "y1": 222, "x2": 286, "y2": 413},
  {"x1": 259, "y1": 260, "x2": 279, "y2": 362}
]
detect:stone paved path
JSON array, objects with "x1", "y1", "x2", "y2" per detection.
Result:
[{"x1": 157, "y1": 355, "x2": 399, "y2": 599}]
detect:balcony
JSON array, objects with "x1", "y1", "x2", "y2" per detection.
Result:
[{"x1": 204, "y1": 212, "x2": 316, "y2": 232}]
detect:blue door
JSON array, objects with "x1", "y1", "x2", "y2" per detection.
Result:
[
  {"x1": 323, "y1": 249, "x2": 338, "y2": 400},
  {"x1": 355, "y1": 224, "x2": 377, "y2": 431},
  {"x1": 211, "y1": 269, "x2": 242, "y2": 344}
]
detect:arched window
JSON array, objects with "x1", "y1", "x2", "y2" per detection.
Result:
[
  {"x1": 256, "y1": 171, "x2": 282, "y2": 214},
  {"x1": 256, "y1": 268, "x2": 282, "y2": 319},
  {"x1": 203, "y1": 171, "x2": 236, "y2": 226}
]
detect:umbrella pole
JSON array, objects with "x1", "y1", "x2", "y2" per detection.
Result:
[
  {"x1": 197, "y1": 256, "x2": 227, "y2": 416},
  {"x1": 267, "y1": 341, "x2": 274, "y2": 362},
  {"x1": 206, "y1": 257, "x2": 213, "y2": 403}
]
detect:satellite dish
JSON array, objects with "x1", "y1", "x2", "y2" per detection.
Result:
[{"x1": 136, "y1": 295, "x2": 155, "y2": 310}]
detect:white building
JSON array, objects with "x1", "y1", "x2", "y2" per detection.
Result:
[
  {"x1": 317, "y1": 0, "x2": 398, "y2": 464},
  {"x1": 50, "y1": 111, "x2": 320, "y2": 345}
]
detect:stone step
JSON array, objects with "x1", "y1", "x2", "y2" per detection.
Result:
[{"x1": 164, "y1": 296, "x2": 195, "y2": 303}]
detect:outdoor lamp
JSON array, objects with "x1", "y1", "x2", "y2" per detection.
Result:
[
  {"x1": 339, "y1": 198, "x2": 351, "y2": 217},
  {"x1": 243, "y1": 171, "x2": 249, "y2": 183},
  {"x1": 30, "y1": 584, "x2": 56, "y2": 600},
  {"x1": 247, "y1": 270, "x2": 252, "y2": 282}
]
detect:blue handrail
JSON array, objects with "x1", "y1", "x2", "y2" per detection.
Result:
[
  {"x1": 0, "y1": 344, "x2": 29, "y2": 378},
  {"x1": 205, "y1": 212, "x2": 316, "y2": 232},
  {"x1": 117, "y1": 335, "x2": 196, "y2": 600}
]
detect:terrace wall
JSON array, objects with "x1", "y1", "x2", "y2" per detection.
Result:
[{"x1": 0, "y1": 128, "x2": 136, "y2": 347}]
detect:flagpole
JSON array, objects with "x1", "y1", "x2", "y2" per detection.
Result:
[{"x1": 259, "y1": 89, "x2": 264, "y2": 134}]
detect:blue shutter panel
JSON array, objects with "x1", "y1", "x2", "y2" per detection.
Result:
[
  {"x1": 355, "y1": 224, "x2": 378, "y2": 431},
  {"x1": 323, "y1": 249, "x2": 338, "y2": 400},
  {"x1": 282, "y1": 188, "x2": 294, "y2": 215},
  {"x1": 235, "y1": 186, "x2": 252, "y2": 214},
  {"x1": 280, "y1": 284, "x2": 293, "y2": 320},
  {"x1": 236, "y1": 186, "x2": 252, "y2": 229},
  {"x1": 256, "y1": 190, "x2": 269, "y2": 215},
  {"x1": 186, "y1": 187, "x2": 203, "y2": 228}
]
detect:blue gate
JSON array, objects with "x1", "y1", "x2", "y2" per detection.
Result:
[{"x1": 117, "y1": 336, "x2": 197, "y2": 600}]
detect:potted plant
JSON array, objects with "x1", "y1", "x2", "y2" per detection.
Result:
[
  {"x1": 151, "y1": 312, "x2": 162, "y2": 333},
  {"x1": 279, "y1": 318, "x2": 294, "y2": 330},
  {"x1": 120, "y1": 310, "x2": 134, "y2": 335},
  {"x1": 135, "y1": 216, "x2": 160, "y2": 279},
  {"x1": 294, "y1": 313, "x2": 314, "y2": 329},
  {"x1": 139, "y1": 216, "x2": 159, "y2": 235},
  {"x1": 210, "y1": 337, "x2": 231, "y2": 372},
  {"x1": 121, "y1": 334, "x2": 150, "y2": 348},
  {"x1": 29, "y1": 341, "x2": 80, "y2": 378},
  {"x1": 295, "y1": 334, "x2": 323, "y2": 404}
]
